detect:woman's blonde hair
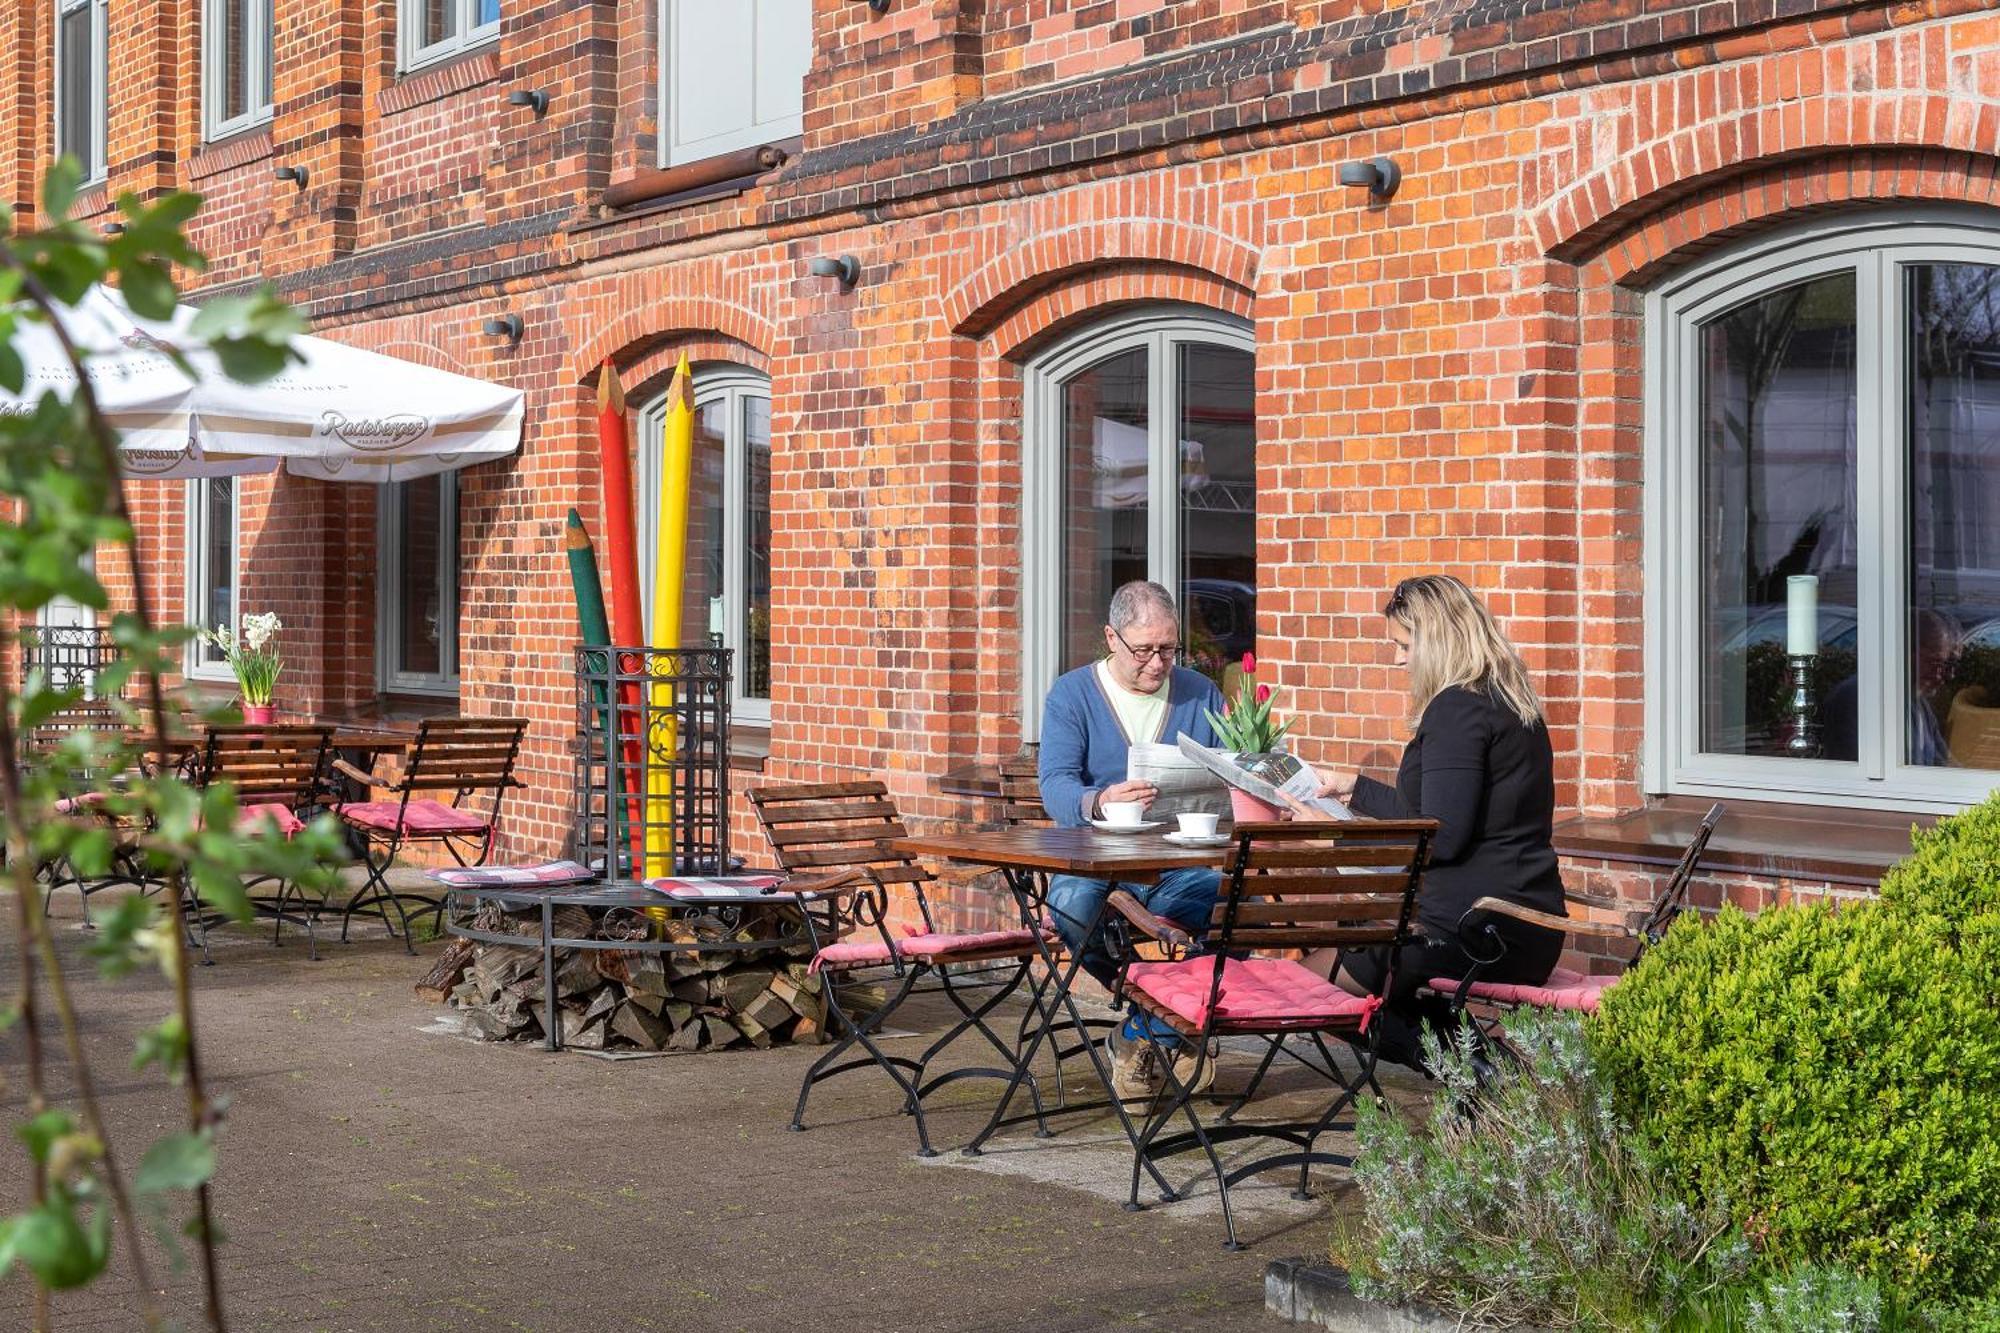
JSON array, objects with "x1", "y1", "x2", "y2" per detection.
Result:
[{"x1": 1385, "y1": 574, "x2": 1544, "y2": 728}]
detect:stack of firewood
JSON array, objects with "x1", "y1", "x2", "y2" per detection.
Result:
[{"x1": 418, "y1": 901, "x2": 882, "y2": 1052}]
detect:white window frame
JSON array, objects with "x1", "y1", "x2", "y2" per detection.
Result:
[
  {"x1": 54, "y1": 0, "x2": 108, "y2": 184},
  {"x1": 638, "y1": 366, "x2": 772, "y2": 726},
  {"x1": 656, "y1": 0, "x2": 809, "y2": 168},
  {"x1": 202, "y1": 0, "x2": 274, "y2": 142},
  {"x1": 1644, "y1": 209, "x2": 2000, "y2": 813},
  {"x1": 397, "y1": 0, "x2": 501, "y2": 74},
  {"x1": 184, "y1": 478, "x2": 240, "y2": 682},
  {"x1": 377, "y1": 472, "x2": 461, "y2": 695},
  {"x1": 1019, "y1": 305, "x2": 1257, "y2": 736}
]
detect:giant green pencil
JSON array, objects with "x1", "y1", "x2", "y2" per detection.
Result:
[{"x1": 565, "y1": 509, "x2": 626, "y2": 870}]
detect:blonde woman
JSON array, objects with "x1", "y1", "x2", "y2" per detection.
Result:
[{"x1": 1284, "y1": 574, "x2": 1567, "y2": 1066}]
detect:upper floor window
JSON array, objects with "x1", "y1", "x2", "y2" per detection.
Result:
[
  {"x1": 379, "y1": 473, "x2": 461, "y2": 694},
  {"x1": 658, "y1": 0, "x2": 810, "y2": 167},
  {"x1": 1020, "y1": 307, "x2": 1258, "y2": 733},
  {"x1": 639, "y1": 367, "x2": 773, "y2": 723},
  {"x1": 399, "y1": 0, "x2": 501, "y2": 73},
  {"x1": 203, "y1": 0, "x2": 274, "y2": 141},
  {"x1": 1646, "y1": 213, "x2": 2000, "y2": 812},
  {"x1": 55, "y1": 0, "x2": 107, "y2": 182},
  {"x1": 186, "y1": 478, "x2": 239, "y2": 680}
]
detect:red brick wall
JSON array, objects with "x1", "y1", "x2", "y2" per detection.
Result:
[{"x1": 3, "y1": 0, "x2": 1995, "y2": 931}]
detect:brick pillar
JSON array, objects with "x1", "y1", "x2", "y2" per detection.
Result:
[{"x1": 805, "y1": 0, "x2": 983, "y2": 149}]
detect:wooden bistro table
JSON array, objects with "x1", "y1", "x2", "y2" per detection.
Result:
[{"x1": 887, "y1": 824, "x2": 1230, "y2": 1198}]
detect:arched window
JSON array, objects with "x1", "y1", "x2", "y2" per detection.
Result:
[
  {"x1": 1646, "y1": 212, "x2": 2000, "y2": 810},
  {"x1": 638, "y1": 365, "x2": 772, "y2": 723},
  {"x1": 1021, "y1": 306, "x2": 1256, "y2": 730}
]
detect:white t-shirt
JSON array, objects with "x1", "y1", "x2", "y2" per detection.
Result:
[{"x1": 1094, "y1": 659, "x2": 1167, "y2": 746}]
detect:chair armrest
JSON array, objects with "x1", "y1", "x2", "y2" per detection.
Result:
[
  {"x1": 332, "y1": 757, "x2": 394, "y2": 789},
  {"x1": 1468, "y1": 895, "x2": 1631, "y2": 940},
  {"x1": 1106, "y1": 889, "x2": 1192, "y2": 951},
  {"x1": 785, "y1": 868, "x2": 867, "y2": 901},
  {"x1": 1563, "y1": 887, "x2": 1628, "y2": 913}
]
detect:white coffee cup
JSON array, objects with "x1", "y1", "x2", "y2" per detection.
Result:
[
  {"x1": 1176, "y1": 812, "x2": 1220, "y2": 838},
  {"x1": 1100, "y1": 800, "x2": 1146, "y2": 827}
]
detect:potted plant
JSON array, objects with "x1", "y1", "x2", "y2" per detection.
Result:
[
  {"x1": 1204, "y1": 653, "x2": 1295, "y2": 821},
  {"x1": 209, "y1": 611, "x2": 284, "y2": 724}
]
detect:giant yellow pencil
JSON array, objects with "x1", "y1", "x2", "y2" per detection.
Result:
[{"x1": 645, "y1": 354, "x2": 695, "y2": 877}]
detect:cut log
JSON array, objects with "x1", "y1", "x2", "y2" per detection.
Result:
[
  {"x1": 611, "y1": 1001, "x2": 673, "y2": 1050},
  {"x1": 415, "y1": 937, "x2": 477, "y2": 1003},
  {"x1": 741, "y1": 988, "x2": 795, "y2": 1034},
  {"x1": 721, "y1": 968, "x2": 776, "y2": 1013}
]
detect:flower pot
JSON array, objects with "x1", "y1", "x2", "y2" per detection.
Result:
[
  {"x1": 1229, "y1": 786, "x2": 1285, "y2": 823},
  {"x1": 242, "y1": 703, "x2": 277, "y2": 726}
]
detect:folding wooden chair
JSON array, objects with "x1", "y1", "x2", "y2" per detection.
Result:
[
  {"x1": 1431, "y1": 802, "x2": 1725, "y2": 1028},
  {"x1": 748, "y1": 780, "x2": 1053, "y2": 1157},
  {"x1": 995, "y1": 748, "x2": 1051, "y2": 828},
  {"x1": 190, "y1": 724, "x2": 335, "y2": 960},
  {"x1": 1109, "y1": 818, "x2": 1436, "y2": 1249},
  {"x1": 23, "y1": 701, "x2": 160, "y2": 917},
  {"x1": 334, "y1": 717, "x2": 527, "y2": 953}
]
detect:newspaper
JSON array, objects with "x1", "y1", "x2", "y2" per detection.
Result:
[
  {"x1": 1125, "y1": 740, "x2": 1231, "y2": 820},
  {"x1": 1176, "y1": 736, "x2": 1353, "y2": 820}
]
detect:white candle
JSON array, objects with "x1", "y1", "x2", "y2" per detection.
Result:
[
  {"x1": 708, "y1": 596, "x2": 726, "y2": 639},
  {"x1": 1786, "y1": 575, "x2": 1819, "y2": 656}
]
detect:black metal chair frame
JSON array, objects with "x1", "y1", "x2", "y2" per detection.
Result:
[
  {"x1": 1436, "y1": 802, "x2": 1726, "y2": 1045},
  {"x1": 748, "y1": 780, "x2": 1049, "y2": 1158},
  {"x1": 1109, "y1": 818, "x2": 1437, "y2": 1249},
  {"x1": 334, "y1": 717, "x2": 527, "y2": 954},
  {"x1": 188, "y1": 724, "x2": 336, "y2": 961},
  {"x1": 24, "y1": 701, "x2": 159, "y2": 921}
]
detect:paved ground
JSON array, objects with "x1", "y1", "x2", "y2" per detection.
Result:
[{"x1": 0, "y1": 876, "x2": 1425, "y2": 1331}]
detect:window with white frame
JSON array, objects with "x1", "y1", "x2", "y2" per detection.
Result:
[
  {"x1": 186, "y1": 478, "x2": 239, "y2": 678},
  {"x1": 638, "y1": 367, "x2": 772, "y2": 723},
  {"x1": 203, "y1": 0, "x2": 274, "y2": 141},
  {"x1": 658, "y1": 0, "x2": 810, "y2": 167},
  {"x1": 398, "y1": 0, "x2": 500, "y2": 72},
  {"x1": 1645, "y1": 212, "x2": 2000, "y2": 812},
  {"x1": 1020, "y1": 307, "x2": 1258, "y2": 733},
  {"x1": 55, "y1": 0, "x2": 108, "y2": 182},
  {"x1": 378, "y1": 473, "x2": 460, "y2": 693}
]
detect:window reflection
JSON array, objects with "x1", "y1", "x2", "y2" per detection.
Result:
[
  {"x1": 1178, "y1": 344, "x2": 1256, "y2": 692},
  {"x1": 1060, "y1": 349, "x2": 1149, "y2": 671}
]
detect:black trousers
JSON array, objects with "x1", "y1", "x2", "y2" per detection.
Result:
[{"x1": 1341, "y1": 917, "x2": 1564, "y2": 1069}]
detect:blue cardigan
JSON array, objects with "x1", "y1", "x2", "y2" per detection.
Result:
[{"x1": 1037, "y1": 663, "x2": 1225, "y2": 827}]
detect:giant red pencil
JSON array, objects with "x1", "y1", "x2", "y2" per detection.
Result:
[{"x1": 596, "y1": 362, "x2": 647, "y2": 869}]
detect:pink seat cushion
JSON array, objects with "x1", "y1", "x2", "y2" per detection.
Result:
[
  {"x1": 236, "y1": 803, "x2": 305, "y2": 837},
  {"x1": 1431, "y1": 966, "x2": 1616, "y2": 1013},
  {"x1": 54, "y1": 791, "x2": 109, "y2": 815},
  {"x1": 810, "y1": 926, "x2": 1051, "y2": 972},
  {"x1": 809, "y1": 938, "x2": 898, "y2": 971},
  {"x1": 1127, "y1": 956, "x2": 1381, "y2": 1032},
  {"x1": 337, "y1": 799, "x2": 491, "y2": 836}
]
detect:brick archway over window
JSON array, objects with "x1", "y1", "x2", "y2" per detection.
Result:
[
  {"x1": 986, "y1": 267, "x2": 1257, "y2": 362},
  {"x1": 1535, "y1": 87, "x2": 2000, "y2": 275},
  {"x1": 568, "y1": 290, "x2": 775, "y2": 384},
  {"x1": 941, "y1": 218, "x2": 1260, "y2": 340}
]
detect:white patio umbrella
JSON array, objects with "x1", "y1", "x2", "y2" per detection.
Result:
[{"x1": 0, "y1": 285, "x2": 523, "y2": 482}]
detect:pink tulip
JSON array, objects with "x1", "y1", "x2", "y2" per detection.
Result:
[
  {"x1": 1256, "y1": 683, "x2": 1272, "y2": 704},
  {"x1": 1242, "y1": 652, "x2": 1256, "y2": 675}
]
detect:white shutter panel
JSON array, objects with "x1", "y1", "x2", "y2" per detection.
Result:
[{"x1": 665, "y1": 0, "x2": 808, "y2": 166}]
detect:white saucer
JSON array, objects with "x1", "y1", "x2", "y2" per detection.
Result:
[
  {"x1": 1162, "y1": 831, "x2": 1232, "y2": 848},
  {"x1": 1088, "y1": 818, "x2": 1167, "y2": 834}
]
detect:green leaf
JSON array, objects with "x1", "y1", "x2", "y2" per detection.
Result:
[
  {"x1": 16, "y1": 1110, "x2": 76, "y2": 1163},
  {"x1": 135, "y1": 1129, "x2": 215, "y2": 1195},
  {"x1": 85, "y1": 894, "x2": 159, "y2": 979},
  {"x1": 0, "y1": 1198, "x2": 110, "y2": 1289},
  {"x1": 40, "y1": 158, "x2": 81, "y2": 221},
  {"x1": 131, "y1": 1014, "x2": 189, "y2": 1080},
  {"x1": 0, "y1": 342, "x2": 22, "y2": 395},
  {"x1": 118, "y1": 260, "x2": 177, "y2": 320}
]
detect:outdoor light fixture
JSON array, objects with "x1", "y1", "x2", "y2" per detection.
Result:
[
  {"x1": 850, "y1": 0, "x2": 890, "y2": 12},
  {"x1": 482, "y1": 313, "x2": 524, "y2": 343},
  {"x1": 507, "y1": 88, "x2": 549, "y2": 117},
  {"x1": 274, "y1": 164, "x2": 309, "y2": 190},
  {"x1": 102, "y1": 221, "x2": 126, "y2": 236},
  {"x1": 1337, "y1": 156, "x2": 1401, "y2": 200},
  {"x1": 808, "y1": 255, "x2": 860, "y2": 288}
]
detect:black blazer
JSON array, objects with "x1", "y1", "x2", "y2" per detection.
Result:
[{"x1": 1349, "y1": 683, "x2": 1566, "y2": 938}]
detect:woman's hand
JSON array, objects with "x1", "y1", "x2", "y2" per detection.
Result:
[
  {"x1": 1280, "y1": 791, "x2": 1339, "y2": 823},
  {"x1": 1315, "y1": 770, "x2": 1358, "y2": 801}
]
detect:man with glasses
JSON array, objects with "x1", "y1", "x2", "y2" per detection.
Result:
[{"x1": 1037, "y1": 580, "x2": 1226, "y2": 1099}]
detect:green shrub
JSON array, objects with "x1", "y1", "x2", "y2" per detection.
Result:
[
  {"x1": 1594, "y1": 797, "x2": 2000, "y2": 1305},
  {"x1": 1331, "y1": 1009, "x2": 1747, "y2": 1329}
]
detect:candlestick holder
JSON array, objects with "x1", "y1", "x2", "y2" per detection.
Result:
[{"x1": 1784, "y1": 652, "x2": 1822, "y2": 758}]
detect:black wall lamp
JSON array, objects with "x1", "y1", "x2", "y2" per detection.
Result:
[
  {"x1": 482, "y1": 313, "x2": 524, "y2": 343},
  {"x1": 808, "y1": 255, "x2": 860, "y2": 288},
  {"x1": 851, "y1": 0, "x2": 890, "y2": 12},
  {"x1": 507, "y1": 88, "x2": 549, "y2": 117},
  {"x1": 1338, "y1": 156, "x2": 1401, "y2": 200},
  {"x1": 102, "y1": 221, "x2": 126, "y2": 236},
  {"x1": 274, "y1": 164, "x2": 309, "y2": 190}
]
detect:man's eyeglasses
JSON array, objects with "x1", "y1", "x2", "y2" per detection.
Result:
[{"x1": 1113, "y1": 628, "x2": 1180, "y2": 664}]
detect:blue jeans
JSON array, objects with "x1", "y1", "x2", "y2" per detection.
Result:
[{"x1": 1045, "y1": 866, "x2": 1221, "y2": 990}]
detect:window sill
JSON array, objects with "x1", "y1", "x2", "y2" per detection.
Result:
[
  {"x1": 187, "y1": 125, "x2": 274, "y2": 182},
  {"x1": 1555, "y1": 795, "x2": 1936, "y2": 888},
  {"x1": 379, "y1": 48, "x2": 501, "y2": 116},
  {"x1": 730, "y1": 723, "x2": 769, "y2": 774}
]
